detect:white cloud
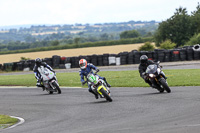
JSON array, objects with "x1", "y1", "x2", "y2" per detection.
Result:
[{"x1": 0, "y1": 0, "x2": 199, "y2": 26}]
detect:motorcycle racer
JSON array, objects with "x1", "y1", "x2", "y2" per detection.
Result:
[
  {"x1": 138, "y1": 55, "x2": 167, "y2": 88},
  {"x1": 139, "y1": 55, "x2": 156, "y2": 87},
  {"x1": 33, "y1": 58, "x2": 55, "y2": 90},
  {"x1": 79, "y1": 59, "x2": 111, "y2": 99}
]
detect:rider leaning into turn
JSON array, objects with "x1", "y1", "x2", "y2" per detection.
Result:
[
  {"x1": 138, "y1": 55, "x2": 167, "y2": 88},
  {"x1": 79, "y1": 59, "x2": 111, "y2": 99},
  {"x1": 138, "y1": 55, "x2": 156, "y2": 88},
  {"x1": 33, "y1": 58, "x2": 55, "y2": 90}
]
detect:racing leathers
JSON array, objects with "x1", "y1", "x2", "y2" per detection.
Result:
[
  {"x1": 79, "y1": 63, "x2": 110, "y2": 98},
  {"x1": 139, "y1": 60, "x2": 166, "y2": 87},
  {"x1": 33, "y1": 62, "x2": 54, "y2": 88},
  {"x1": 138, "y1": 60, "x2": 155, "y2": 87}
]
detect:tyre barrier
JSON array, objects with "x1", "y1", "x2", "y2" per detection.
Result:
[
  {"x1": 97, "y1": 55, "x2": 103, "y2": 66},
  {"x1": 52, "y1": 55, "x2": 60, "y2": 68},
  {"x1": 91, "y1": 54, "x2": 98, "y2": 66},
  {"x1": 179, "y1": 49, "x2": 187, "y2": 61},
  {"x1": 193, "y1": 44, "x2": 200, "y2": 60},
  {"x1": 2, "y1": 45, "x2": 200, "y2": 71},
  {"x1": 109, "y1": 54, "x2": 116, "y2": 65},
  {"x1": 120, "y1": 52, "x2": 128, "y2": 65},
  {"x1": 103, "y1": 54, "x2": 109, "y2": 66},
  {"x1": 164, "y1": 50, "x2": 171, "y2": 62}
]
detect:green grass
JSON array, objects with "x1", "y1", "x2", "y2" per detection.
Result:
[
  {"x1": 0, "y1": 69, "x2": 199, "y2": 87},
  {"x1": 0, "y1": 115, "x2": 18, "y2": 129}
]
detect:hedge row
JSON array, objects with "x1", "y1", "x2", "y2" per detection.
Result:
[{"x1": 0, "y1": 37, "x2": 153, "y2": 55}]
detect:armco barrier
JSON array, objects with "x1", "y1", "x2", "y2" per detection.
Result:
[{"x1": 3, "y1": 45, "x2": 200, "y2": 71}]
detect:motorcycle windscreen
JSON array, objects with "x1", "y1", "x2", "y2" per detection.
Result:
[
  {"x1": 146, "y1": 64, "x2": 157, "y2": 74},
  {"x1": 87, "y1": 74, "x2": 97, "y2": 84},
  {"x1": 42, "y1": 69, "x2": 55, "y2": 81}
]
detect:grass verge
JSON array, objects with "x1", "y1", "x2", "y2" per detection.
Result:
[
  {"x1": 0, "y1": 115, "x2": 18, "y2": 129},
  {"x1": 0, "y1": 69, "x2": 199, "y2": 87}
]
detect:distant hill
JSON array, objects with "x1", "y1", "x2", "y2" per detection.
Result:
[
  {"x1": 0, "y1": 20, "x2": 158, "y2": 53},
  {"x1": 0, "y1": 24, "x2": 32, "y2": 30},
  {"x1": 0, "y1": 20, "x2": 159, "y2": 43}
]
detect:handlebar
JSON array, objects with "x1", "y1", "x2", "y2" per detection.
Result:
[
  {"x1": 82, "y1": 69, "x2": 99, "y2": 86},
  {"x1": 94, "y1": 69, "x2": 99, "y2": 75}
]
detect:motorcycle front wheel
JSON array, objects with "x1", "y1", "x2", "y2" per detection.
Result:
[
  {"x1": 100, "y1": 88, "x2": 112, "y2": 102},
  {"x1": 159, "y1": 78, "x2": 171, "y2": 93},
  {"x1": 52, "y1": 81, "x2": 61, "y2": 94}
]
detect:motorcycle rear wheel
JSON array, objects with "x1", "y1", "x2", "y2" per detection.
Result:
[
  {"x1": 100, "y1": 88, "x2": 112, "y2": 102},
  {"x1": 160, "y1": 78, "x2": 171, "y2": 93}
]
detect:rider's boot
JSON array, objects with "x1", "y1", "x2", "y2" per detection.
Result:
[
  {"x1": 36, "y1": 80, "x2": 45, "y2": 91},
  {"x1": 89, "y1": 89, "x2": 98, "y2": 99},
  {"x1": 103, "y1": 77, "x2": 111, "y2": 87},
  {"x1": 42, "y1": 86, "x2": 45, "y2": 91}
]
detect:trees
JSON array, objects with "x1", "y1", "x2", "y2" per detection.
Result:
[
  {"x1": 139, "y1": 42, "x2": 155, "y2": 51},
  {"x1": 120, "y1": 30, "x2": 140, "y2": 39},
  {"x1": 155, "y1": 3, "x2": 200, "y2": 47},
  {"x1": 154, "y1": 7, "x2": 192, "y2": 47},
  {"x1": 50, "y1": 40, "x2": 59, "y2": 46},
  {"x1": 191, "y1": 3, "x2": 200, "y2": 34},
  {"x1": 186, "y1": 33, "x2": 200, "y2": 46},
  {"x1": 160, "y1": 40, "x2": 176, "y2": 49}
]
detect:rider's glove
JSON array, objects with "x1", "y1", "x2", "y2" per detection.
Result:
[{"x1": 96, "y1": 69, "x2": 100, "y2": 73}]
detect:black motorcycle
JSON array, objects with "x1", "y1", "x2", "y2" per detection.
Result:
[{"x1": 145, "y1": 62, "x2": 171, "y2": 93}]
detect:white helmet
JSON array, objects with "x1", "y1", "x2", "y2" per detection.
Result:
[{"x1": 79, "y1": 59, "x2": 87, "y2": 69}]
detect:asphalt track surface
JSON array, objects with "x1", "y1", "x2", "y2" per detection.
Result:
[
  {"x1": 0, "y1": 61, "x2": 200, "y2": 133},
  {"x1": 1, "y1": 86, "x2": 200, "y2": 133}
]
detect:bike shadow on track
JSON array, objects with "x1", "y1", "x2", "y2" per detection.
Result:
[
  {"x1": 113, "y1": 91, "x2": 169, "y2": 98},
  {"x1": 32, "y1": 93, "x2": 62, "y2": 96},
  {"x1": 88, "y1": 100, "x2": 112, "y2": 104},
  {"x1": 135, "y1": 92, "x2": 168, "y2": 96}
]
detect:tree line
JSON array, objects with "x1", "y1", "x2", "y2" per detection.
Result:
[{"x1": 154, "y1": 3, "x2": 200, "y2": 47}]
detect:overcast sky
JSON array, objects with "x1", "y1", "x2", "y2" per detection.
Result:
[{"x1": 0, "y1": 0, "x2": 199, "y2": 26}]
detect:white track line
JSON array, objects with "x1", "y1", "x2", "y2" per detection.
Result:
[{"x1": 6, "y1": 116, "x2": 25, "y2": 130}]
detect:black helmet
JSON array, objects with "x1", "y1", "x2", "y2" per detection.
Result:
[
  {"x1": 35, "y1": 58, "x2": 42, "y2": 66},
  {"x1": 140, "y1": 55, "x2": 148, "y2": 64}
]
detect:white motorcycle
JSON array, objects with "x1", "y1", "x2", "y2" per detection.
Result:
[{"x1": 38, "y1": 66, "x2": 61, "y2": 94}]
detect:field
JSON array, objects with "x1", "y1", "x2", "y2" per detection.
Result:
[
  {"x1": 0, "y1": 69, "x2": 199, "y2": 87},
  {"x1": 0, "y1": 43, "x2": 145, "y2": 64}
]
